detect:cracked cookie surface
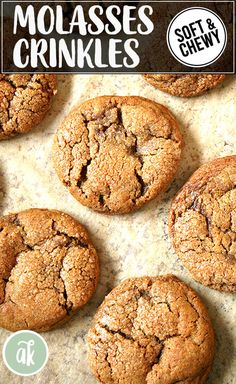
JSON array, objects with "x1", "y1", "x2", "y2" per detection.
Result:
[
  {"x1": 169, "y1": 156, "x2": 236, "y2": 292},
  {"x1": 87, "y1": 275, "x2": 214, "y2": 384},
  {"x1": 0, "y1": 208, "x2": 99, "y2": 331},
  {"x1": 143, "y1": 74, "x2": 226, "y2": 97},
  {"x1": 0, "y1": 74, "x2": 57, "y2": 139},
  {"x1": 53, "y1": 96, "x2": 183, "y2": 214}
]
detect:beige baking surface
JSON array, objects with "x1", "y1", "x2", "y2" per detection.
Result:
[{"x1": 0, "y1": 74, "x2": 235, "y2": 383}]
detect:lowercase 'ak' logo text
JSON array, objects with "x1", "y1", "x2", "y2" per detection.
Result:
[{"x1": 2, "y1": 330, "x2": 48, "y2": 376}]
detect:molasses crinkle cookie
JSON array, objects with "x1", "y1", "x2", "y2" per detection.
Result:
[
  {"x1": 143, "y1": 74, "x2": 226, "y2": 97},
  {"x1": 0, "y1": 74, "x2": 57, "y2": 139},
  {"x1": 87, "y1": 275, "x2": 215, "y2": 384},
  {"x1": 0, "y1": 209, "x2": 99, "y2": 331},
  {"x1": 53, "y1": 96, "x2": 183, "y2": 214},
  {"x1": 169, "y1": 156, "x2": 236, "y2": 292}
]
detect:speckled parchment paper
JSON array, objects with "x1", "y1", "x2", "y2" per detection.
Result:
[{"x1": 0, "y1": 74, "x2": 235, "y2": 383}]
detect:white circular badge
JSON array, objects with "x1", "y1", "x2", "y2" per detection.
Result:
[
  {"x1": 167, "y1": 7, "x2": 227, "y2": 67},
  {"x1": 2, "y1": 330, "x2": 48, "y2": 377}
]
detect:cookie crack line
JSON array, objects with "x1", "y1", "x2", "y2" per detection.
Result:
[
  {"x1": 0, "y1": 74, "x2": 56, "y2": 139},
  {"x1": 2, "y1": 76, "x2": 17, "y2": 92},
  {"x1": 0, "y1": 209, "x2": 99, "y2": 331},
  {"x1": 0, "y1": 213, "x2": 89, "y2": 305},
  {"x1": 97, "y1": 323, "x2": 167, "y2": 381},
  {"x1": 88, "y1": 276, "x2": 214, "y2": 384},
  {"x1": 11, "y1": 215, "x2": 89, "y2": 251},
  {"x1": 172, "y1": 164, "x2": 236, "y2": 218},
  {"x1": 51, "y1": 219, "x2": 89, "y2": 249},
  {"x1": 76, "y1": 118, "x2": 149, "y2": 201},
  {"x1": 55, "y1": 96, "x2": 183, "y2": 213},
  {"x1": 144, "y1": 74, "x2": 226, "y2": 97},
  {"x1": 97, "y1": 292, "x2": 201, "y2": 346},
  {"x1": 170, "y1": 157, "x2": 236, "y2": 291},
  {"x1": 171, "y1": 171, "x2": 236, "y2": 245},
  {"x1": 58, "y1": 262, "x2": 73, "y2": 316}
]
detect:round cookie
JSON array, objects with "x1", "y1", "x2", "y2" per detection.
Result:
[
  {"x1": 0, "y1": 208, "x2": 99, "y2": 331},
  {"x1": 169, "y1": 156, "x2": 236, "y2": 292},
  {"x1": 143, "y1": 74, "x2": 226, "y2": 97},
  {"x1": 87, "y1": 275, "x2": 215, "y2": 384},
  {"x1": 0, "y1": 74, "x2": 57, "y2": 139},
  {"x1": 53, "y1": 96, "x2": 183, "y2": 214}
]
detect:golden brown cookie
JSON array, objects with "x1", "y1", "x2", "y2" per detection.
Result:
[
  {"x1": 0, "y1": 74, "x2": 57, "y2": 139},
  {"x1": 53, "y1": 96, "x2": 183, "y2": 214},
  {"x1": 143, "y1": 74, "x2": 226, "y2": 97},
  {"x1": 169, "y1": 156, "x2": 236, "y2": 292},
  {"x1": 87, "y1": 275, "x2": 215, "y2": 384},
  {"x1": 0, "y1": 208, "x2": 99, "y2": 332}
]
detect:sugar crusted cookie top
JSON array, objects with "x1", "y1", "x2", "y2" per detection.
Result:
[
  {"x1": 53, "y1": 96, "x2": 183, "y2": 214},
  {"x1": 0, "y1": 74, "x2": 57, "y2": 139},
  {"x1": 88, "y1": 275, "x2": 214, "y2": 384},
  {"x1": 169, "y1": 156, "x2": 236, "y2": 292},
  {"x1": 144, "y1": 74, "x2": 225, "y2": 97},
  {"x1": 0, "y1": 208, "x2": 99, "y2": 331}
]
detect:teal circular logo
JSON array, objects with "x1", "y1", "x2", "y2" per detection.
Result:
[{"x1": 2, "y1": 330, "x2": 48, "y2": 376}]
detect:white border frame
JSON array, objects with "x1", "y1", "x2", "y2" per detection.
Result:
[{"x1": 1, "y1": 0, "x2": 235, "y2": 74}]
